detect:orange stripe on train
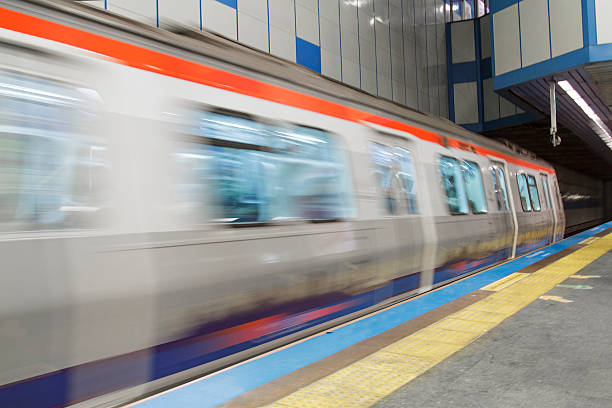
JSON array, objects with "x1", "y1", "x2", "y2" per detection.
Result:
[{"x1": 0, "y1": 7, "x2": 553, "y2": 174}]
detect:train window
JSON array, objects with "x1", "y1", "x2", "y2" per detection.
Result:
[
  {"x1": 462, "y1": 160, "x2": 487, "y2": 213},
  {"x1": 395, "y1": 147, "x2": 419, "y2": 214},
  {"x1": 496, "y1": 168, "x2": 510, "y2": 210},
  {"x1": 371, "y1": 143, "x2": 399, "y2": 215},
  {"x1": 439, "y1": 156, "x2": 468, "y2": 214},
  {"x1": 540, "y1": 174, "x2": 552, "y2": 209},
  {"x1": 527, "y1": 175, "x2": 541, "y2": 211},
  {"x1": 0, "y1": 70, "x2": 107, "y2": 232},
  {"x1": 268, "y1": 125, "x2": 354, "y2": 221},
  {"x1": 371, "y1": 144, "x2": 419, "y2": 215},
  {"x1": 553, "y1": 179, "x2": 563, "y2": 209},
  {"x1": 178, "y1": 110, "x2": 354, "y2": 223},
  {"x1": 516, "y1": 173, "x2": 532, "y2": 211},
  {"x1": 490, "y1": 169, "x2": 503, "y2": 211}
]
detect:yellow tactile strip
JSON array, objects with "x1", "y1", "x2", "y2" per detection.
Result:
[
  {"x1": 481, "y1": 272, "x2": 528, "y2": 291},
  {"x1": 265, "y1": 233, "x2": 612, "y2": 408}
]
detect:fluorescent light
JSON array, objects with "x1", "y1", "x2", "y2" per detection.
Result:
[{"x1": 557, "y1": 80, "x2": 612, "y2": 149}]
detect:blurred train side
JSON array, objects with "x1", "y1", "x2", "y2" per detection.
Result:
[{"x1": 0, "y1": 2, "x2": 564, "y2": 407}]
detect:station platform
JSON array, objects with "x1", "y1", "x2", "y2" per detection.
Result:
[{"x1": 131, "y1": 222, "x2": 612, "y2": 408}]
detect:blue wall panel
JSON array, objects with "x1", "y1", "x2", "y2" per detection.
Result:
[
  {"x1": 490, "y1": 0, "x2": 519, "y2": 14},
  {"x1": 296, "y1": 37, "x2": 321, "y2": 74},
  {"x1": 215, "y1": 0, "x2": 237, "y2": 9}
]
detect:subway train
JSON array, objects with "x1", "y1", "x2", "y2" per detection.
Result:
[{"x1": 0, "y1": 1, "x2": 565, "y2": 407}]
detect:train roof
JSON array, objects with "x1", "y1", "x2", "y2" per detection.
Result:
[{"x1": 9, "y1": 0, "x2": 552, "y2": 171}]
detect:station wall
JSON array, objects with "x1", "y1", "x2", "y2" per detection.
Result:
[
  {"x1": 491, "y1": 0, "x2": 583, "y2": 77},
  {"x1": 556, "y1": 165, "x2": 607, "y2": 235},
  {"x1": 446, "y1": 15, "x2": 532, "y2": 132},
  {"x1": 82, "y1": 0, "x2": 450, "y2": 118}
]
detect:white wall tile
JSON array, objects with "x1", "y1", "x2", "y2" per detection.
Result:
[
  {"x1": 358, "y1": 9, "x2": 375, "y2": 40},
  {"x1": 453, "y1": 82, "x2": 478, "y2": 124},
  {"x1": 159, "y1": 0, "x2": 200, "y2": 29},
  {"x1": 493, "y1": 4, "x2": 521, "y2": 75},
  {"x1": 550, "y1": 0, "x2": 583, "y2": 56},
  {"x1": 378, "y1": 75, "x2": 393, "y2": 99},
  {"x1": 296, "y1": 0, "x2": 317, "y2": 12},
  {"x1": 483, "y1": 78, "x2": 500, "y2": 122},
  {"x1": 480, "y1": 14, "x2": 492, "y2": 59},
  {"x1": 360, "y1": 38, "x2": 377, "y2": 71},
  {"x1": 238, "y1": 12, "x2": 269, "y2": 52},
  {"x1": 390, "y1": 27, "x2": 403, "y2": 56},
  {"x1": 203, "y1": 0, "x2": 237, "y2": 40},
  {"x1": 238, "y1": 0, "x2": 268, "y2": 23},
  {"x1": 374, "y1": 0, "x2": 390, "y2": 19},
  {"x1": 596, "y1": 0, "x2": 612, "y2": 44},
  {"x1": 322, "y1": 48, "x2": 342, "y2": 80},
  {"x1": 296, "y1": 3, "x2": 319, "y2": 44},
  {"x1": 377, "y1": 47, "x2": 392, "y2": 79},
  {"x1": 340, "y1": 30, "x2": 359, "y2": 63},
  {"x1": 269, "y1": 0, "x2": 295, "y2": 31},
  {"x1": 270, "y1": 25, "x2": 296, "y2": 61},
  {"x1": 393, "y1": 80, "x2": 406, "y2": 104},
  {"x1": 319, "y1": 0, "x2": 339, "y2": 21},
  {"x1": 342, "y1": 59, "x2": 361, "y2": 88},
  {"x1": 340, "y1": 0, "x2": 358, "y2": 34},
  {"x1": 429, "y1": 97, "x2": 440, "y2": 116},
  {"x1": 451, "y1": 21, "x2": 475, "y2": 63},
  {"x1": 406, "y1": 86, "x2": 418, "y2": 109},
  {"x1": 362, "y1": 67, "x2": 377, "y2": 94},
  {"x1": 519, "y1": 0, "x2": 550, "y2": 67},
  {"x1": 82, "y1": 0, "x2": 105, "y2": 9},
  {"x1": 320, "y1": 16, "x2": 341, "y2": 54},
  {"x1": 419, "y1": 90, "x2": 430, "y2": 112},
  {"x1": 500, "y1": 96, "x2": 516, "y2": 118},
  {"x1": 108, "y1": 0, "x2": 156, "y2": 24},
  {"x1": 392, "y1": 51, "x2": 404, "y2": 82},
  {"x1": 375, "y1": 21, "x2": 390, "y2": 50}
]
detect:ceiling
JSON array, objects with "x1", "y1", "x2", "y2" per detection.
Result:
[
  {"x1": 483, "y1": 119, "x2": 612, "y2": 180},
  {"x1": 488, "y1": 66, "x2": 612, "y2": 181}
]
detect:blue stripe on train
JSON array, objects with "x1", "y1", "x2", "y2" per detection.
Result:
[
  {"x1": 433, "y1": 249, "x2": 510, "y2": 285},
  {"x1": 0, "y1": 272, "x2": 421, "y2": 408},
  {"x1": 0, "y1": 240, "x2": 560, "y2": 407}
]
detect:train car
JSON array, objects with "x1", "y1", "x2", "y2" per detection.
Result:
[{"x1": 0, "y1": 1, "x2": 565, "y2": 407}]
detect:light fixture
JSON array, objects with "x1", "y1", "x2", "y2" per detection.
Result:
[
  {"x1": 557, "y1": 80, "x2": 612, "y2": 149},
  {"x1": 369, "y1": 16, "x2": 385, "y2": 26}
]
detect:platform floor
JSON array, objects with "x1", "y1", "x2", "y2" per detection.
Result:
[
  {"x1": 132, "y1": 223, "x2": 612, "y2": 408},
  {"x1": 375, "y1": 250, "x2": 612, "y2": 408}
]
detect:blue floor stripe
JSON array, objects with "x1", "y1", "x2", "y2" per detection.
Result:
[{"x1": 137, "y1": 222, "x2": 612, "y2": 408}]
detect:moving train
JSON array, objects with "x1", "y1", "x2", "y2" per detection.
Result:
[{"x1": 0, "y1": 1, "x2": 564, "y2": 407}]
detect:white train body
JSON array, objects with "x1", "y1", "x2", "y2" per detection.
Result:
[{"x1": 0, "y1": 1, "x2": 564, "y2": 407}]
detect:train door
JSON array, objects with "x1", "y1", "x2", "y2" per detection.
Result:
[
  {"x1": 370, "y1": 133, "x2": 424, "y2": 291},
  {"x1": 490, "y1": 160, "x2": 517, "y2": 258},
  {"x1": 550, "y1": 174, "x2": 566, "y2": 240},
  {"x1": 540, "y1": 173, "x2": 557, "y2": 243}
]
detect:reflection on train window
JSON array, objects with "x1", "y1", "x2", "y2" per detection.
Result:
[
  {"x1": 439, "y1": 156, "x2": 468, "y2": 214},
  {"x1": 490, "y1": 169, "x2": 501, "y2": 210},
  {"x1": 268, "y1": 126, "x2": 353, "y2": 221},
  {"x1": 490, "y1": 167, "x2": 509, "y2": 211},
  {"x1": 395, "y1": 147, "x2": 418, "y2": 214},
  {"x1": 0, "y1": 70, "x2": 107, "y2": 232},
  {"x1": 177, "y1": 110, "x2": 354, "y2": 223},
  {"x1": 527, "y1": 175, "x2": 541, "y2": 211},
  {"x1": 462, "y1": 160, "x2": 487, "y2": 213},
  {"x1": 553, "y1": 180, "x2": 563, "y2": 210},
  {"x1": 497, "y1": 168, "x2": 510, "y2": 210},
  {"x1": 540, "y1": 174, "x2": 552, "y2": 210},
  {"x1": 516, "y1": 173, "x2": 532, "y2": 211},
  {"x1": 371, "y1": 143, "x2": 399, "y2": 215},
  {"x1": 371, "y1": 144, "x2": 419, "y2": 215}
]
